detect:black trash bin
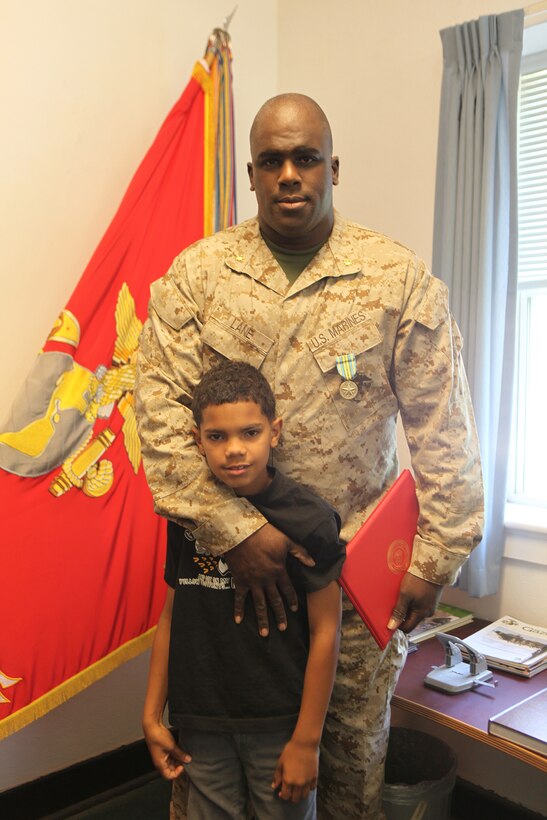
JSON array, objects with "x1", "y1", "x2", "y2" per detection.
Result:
[{"x1": 383, "y1": 727, "x2": 457, "y2": 820}]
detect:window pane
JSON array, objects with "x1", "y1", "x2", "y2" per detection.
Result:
[
  {"x1": 510, "y1": 54, "x2": 547, "y2": 509},
  {"x1": 511, "y1": 290, "x2": 547, "y2": 505}
]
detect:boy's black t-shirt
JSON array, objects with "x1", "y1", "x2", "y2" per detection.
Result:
[{"x1": 166, "y1": 468, "x2": 345, "y2": 733}]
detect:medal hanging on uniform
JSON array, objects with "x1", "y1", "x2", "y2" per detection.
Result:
[{"x1": 336, "y1": 353, "x2": 358, "y2": 400}]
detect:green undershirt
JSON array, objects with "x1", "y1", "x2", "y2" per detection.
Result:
[{"x1": 262, "y1": 234, "x2": 326, "y2": 284}]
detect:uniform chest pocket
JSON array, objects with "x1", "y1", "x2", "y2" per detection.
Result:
[
  {"x1": 201, "y1": 312, "x2": 274, "y2": 370},
  {"x1": 309, "y1": 325, "x2": 398, "y2": 432}
]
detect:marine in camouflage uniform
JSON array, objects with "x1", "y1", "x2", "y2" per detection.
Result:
[{"x1": 135, "y1": 95, "x2": 483, "y2": 819}]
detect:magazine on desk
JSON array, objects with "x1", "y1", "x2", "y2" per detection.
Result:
[
  {"x1": 408, "y1": 603, "x2": 473, "y2": 644},
  {"x1": 464, "y1": 616, "x2": 547, "y2": 678}
]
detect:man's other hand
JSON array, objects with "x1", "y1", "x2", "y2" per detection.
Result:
[
  {"x1": 225, "y1": 524, "x2": 314, "y2": 637},
  {"x1": 387, "y1": 573, "x2": 443, "y2": 634}
]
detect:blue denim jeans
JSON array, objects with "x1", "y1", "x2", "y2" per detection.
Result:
[{"x1": 180, "y1": 727, "x2": 316, "y2": 820}]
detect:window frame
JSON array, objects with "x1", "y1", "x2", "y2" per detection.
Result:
[{"x1": 505, "y1": 30, "x2": 547, "y2": 542}]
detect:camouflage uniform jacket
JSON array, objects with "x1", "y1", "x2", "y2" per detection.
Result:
[{"x1": 135, "y1": 213, "x2": 483, "y2": 586}]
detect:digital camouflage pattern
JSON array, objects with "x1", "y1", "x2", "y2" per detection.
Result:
[
  {"x1": 136, "y1": 212, "x2": 483, "y2": 817},
  {"x1": 136, "y1": 213, "x2": 483, "y2": 583},
  {"x1": 317, "y1": 611, "x2": 407, "y2": 819}
]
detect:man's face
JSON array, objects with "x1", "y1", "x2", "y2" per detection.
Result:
[
  {"x1": 247, "y1": 103, "x2": 339, "y2": 249},
  {"x1": 193, "y1": 401, "x2": 282, "y2": 497}
]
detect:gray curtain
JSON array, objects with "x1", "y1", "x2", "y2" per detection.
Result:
[{"x1": 432, "y1": 10, "x2": 523, "y2": 596}]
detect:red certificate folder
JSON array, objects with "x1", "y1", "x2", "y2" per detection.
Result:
[{"x1": 340, "y1": 470, "x2": 419, "y2": 649}]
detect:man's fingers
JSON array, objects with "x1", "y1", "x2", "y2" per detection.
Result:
[
  {"x1": 398, "y1": 610, "x2": 423, "y2": 633},
  {"x1": 233, "y1": 586, "x2": 249, "y2": 625},
  {"x1": 388, "y1": 603, "x2": 425, "y2": 634},
  {"x1": 387, "y1": 593, "x2": 408, "y2": 629},
  {"x1": 387, "y1": 574, "x2": 443, "y2": 633},
  {"x1": 233, "y1": 577, "x2": 296, "y2": 635},
  {"x1": 275, "y1": 569, "x2": 299, "y2": 613},
  {"x1": 227, "y1": 527, "x2": 317, "y2": 634},
  {"x1": 287, "y1": 541, "x2": 315, "y2": 568},
  {"x1": 264, "y1": 583, "x2": 288, "y2": 631},
  {"x1": 388, "y1": 600, "x2": 428, "y2": 633},
  {"x1": 250, "y1": 587, "x2": 270, "y2": 636}
]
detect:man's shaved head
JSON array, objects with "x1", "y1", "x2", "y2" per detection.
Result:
[
  {"x1": 247, "y1": 93, "x2": 339, "y2": 249},
  {"x1": 250, "y1": 94, "x2": 333, "y2": 156}
]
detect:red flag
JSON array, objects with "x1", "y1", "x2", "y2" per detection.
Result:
[{"x1": 0, "y1": 36, "x2": 236, "y2": 738}]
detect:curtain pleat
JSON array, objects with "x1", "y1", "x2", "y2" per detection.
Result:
[{"x1": 432, "y1": 10, "x2": 523, "y2": 596}]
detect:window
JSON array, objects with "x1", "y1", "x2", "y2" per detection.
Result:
[{"x1": 508, "y1": 45, "x2": 547, "y2": 510}]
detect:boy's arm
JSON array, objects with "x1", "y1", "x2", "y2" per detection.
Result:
[
  {"x1": 136, "y1": 268, "x2": 310, "y2": 634},
  {"x1": 272, "y1": 580, "x2": 342, "y2": 803},
  {"x1": 142, "y1": 588, "x2": 191, "y2": 780}
]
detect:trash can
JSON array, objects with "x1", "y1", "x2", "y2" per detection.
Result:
[{"x1": 383, "y1": 727, "x2": 457, "y2": 820}]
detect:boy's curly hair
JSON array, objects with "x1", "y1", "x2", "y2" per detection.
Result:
[{"x1": 192, "y1": 360, "x2": 276, "y2": 425}]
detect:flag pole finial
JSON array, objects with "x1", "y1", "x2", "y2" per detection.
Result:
[
  {"x1": 223, "y1": 6, "x2": 238, "y2": 31},
  {"x1": 204, "y1": 5, "x2": 237, "y2": 58}
]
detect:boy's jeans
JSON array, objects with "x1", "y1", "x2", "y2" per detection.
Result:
[{"x1": 179, "y1": 727, "x2": 316, "y2": 820}]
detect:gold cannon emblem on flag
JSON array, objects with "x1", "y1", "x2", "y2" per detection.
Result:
[{"x1": 0, "y1": 283, "x2": 142, "y2": 497}]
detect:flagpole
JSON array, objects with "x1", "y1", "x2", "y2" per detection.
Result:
[{"x1": 202, "y1": 18, "x2": 237, "y2": 233}]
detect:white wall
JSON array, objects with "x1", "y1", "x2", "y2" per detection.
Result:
[{"x1": 1, "y1": 0, "x2": 545, "y2": 806}]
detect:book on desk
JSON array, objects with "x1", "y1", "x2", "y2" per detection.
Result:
[{"x1": 488, "y1": 687, "x2": 547, "y2": 757}]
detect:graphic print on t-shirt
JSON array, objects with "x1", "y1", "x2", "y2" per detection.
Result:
[{"x1": 178, "y1": 541, "x2": 235, "y2": 591}]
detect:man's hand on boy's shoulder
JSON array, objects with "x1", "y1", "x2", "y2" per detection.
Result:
[{"x1": 226, "y1": 523, "x2": 315, "y2": 637}]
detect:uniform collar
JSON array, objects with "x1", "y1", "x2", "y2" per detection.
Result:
[{"x1": 225, "y1": 212, "x2": 362, "y2": 297}]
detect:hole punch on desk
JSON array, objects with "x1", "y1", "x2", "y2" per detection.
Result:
[{"x1": 424, "y1": 633, "x2": 498, "y2": 694}]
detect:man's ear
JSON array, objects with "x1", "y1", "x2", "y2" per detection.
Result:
[
  {"x1": 270, "y1": 417, "x2": 283, "y2": 448},
  {"x1": 332, "y1": 156, "x2": 340, "y2": 186},
  {"x1": 193, "y1": 426, "x2": 205, "y2": 455},
  {"x1": 247, "y1": 161, "x2": 255, "y2": 191}
]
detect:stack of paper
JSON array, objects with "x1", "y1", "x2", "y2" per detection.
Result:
[{"x1": 464, "y1": 616, "x2": 547, "y2": 678}]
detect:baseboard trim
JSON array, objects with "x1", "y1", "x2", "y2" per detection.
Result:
[
  {"x1": 1, "y1": 741, "x2": 544, "y2": 820},
  {"x1": 0, "y1": 738, "x2": 157, "y2": 820},
  {"x1": 452, "y1": 777, "x2": 546, "y2": 820}
]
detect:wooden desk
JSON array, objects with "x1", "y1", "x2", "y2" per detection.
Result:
[{"x1": 393, "y1": 621, "x2": 547, "y2": 772}]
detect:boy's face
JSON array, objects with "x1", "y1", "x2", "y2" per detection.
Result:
[{"x1": 193, "y1": 401, "x2": 282, "y2": 496}]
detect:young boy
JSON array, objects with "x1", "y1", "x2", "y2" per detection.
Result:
[{"x1": 142, "y1": 361, "x2": 345, "y2": 819}]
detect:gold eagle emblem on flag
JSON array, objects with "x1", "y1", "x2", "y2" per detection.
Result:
[{"x1": 0, "y1": 283, "x2": 142, "y2": 497}]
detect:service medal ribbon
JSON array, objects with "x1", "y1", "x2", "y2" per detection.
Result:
[
  {"x1": 336, "y1": 353, "x2": 359, "y2": 400},
  {"x1": 335, "y1": 353, "x2": 357, "y2": 380}
]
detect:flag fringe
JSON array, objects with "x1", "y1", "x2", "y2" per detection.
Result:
[{"x1": 0, "y1": 628, "x2": 156, "y2": 740}]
